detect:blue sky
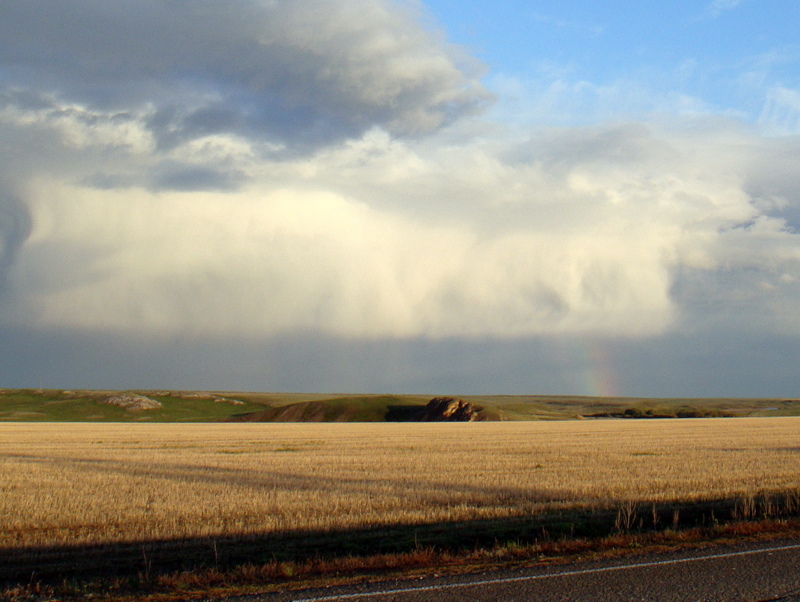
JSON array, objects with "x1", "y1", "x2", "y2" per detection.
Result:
[
  {"x1": 428, "y1": 0, "x2": 799, "y2": 127},
  {"x1": 0, "y1": 0, "x2": 799, "y2": 397}
]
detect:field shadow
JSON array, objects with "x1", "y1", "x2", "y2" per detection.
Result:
[
  {"x1": 1, "y1": 451, "x2": 573, "y2": 504},
  {"x1": 3, "y1": 494, "x2": 795, "y2": 586}
]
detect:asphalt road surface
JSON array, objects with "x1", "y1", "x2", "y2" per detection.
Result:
[{"x1": 212, "y1": 539, "x2": 800, "y2": 602}]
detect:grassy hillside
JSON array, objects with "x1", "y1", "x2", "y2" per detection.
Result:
[
  {"x1": 227, "y1": 394, "x2": 800, "y2": 423},
  {"x1": 1, "y1": 389, "x2": 798, "y2": 422},
  {"x1": 228, "y1": 395, "x2": 429, "y2": 422},
  {"x1": 0, "y1": 389, "x2": 271, "y2": 422},
  {"x1": 465, "y1": 395, "x2": 800, "y2": 420}
]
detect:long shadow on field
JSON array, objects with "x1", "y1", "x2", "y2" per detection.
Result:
[
  {"x1": 0, "y1": 451, "x2": 574, "y2": 504},
  {"x1": 2, "y1": 494, "x2": 796, "y2": 586}
]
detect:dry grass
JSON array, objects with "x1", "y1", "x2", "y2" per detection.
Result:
[{"x1": 1, "y1": 418, "x2": 799, "y2": 549}]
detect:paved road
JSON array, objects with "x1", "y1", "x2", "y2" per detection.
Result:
[{"x1": 214, "y1": 540, "x2": 800, "y2": 602}]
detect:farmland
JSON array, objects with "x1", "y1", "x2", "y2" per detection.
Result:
[
  {"x1": 3, "y1": 416, "x2": 800, "y2": 599},
  {"x1": 3, "y1": 419, "x2": 800, "y2": 549}
]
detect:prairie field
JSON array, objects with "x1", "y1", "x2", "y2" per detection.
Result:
[{"x1": 2, "y1": 418, "x2": 799, "y2": 551}]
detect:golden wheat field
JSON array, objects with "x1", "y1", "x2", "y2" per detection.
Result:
[{"x1": 1, "y1": 418, "x2": 799, "y2": 549}]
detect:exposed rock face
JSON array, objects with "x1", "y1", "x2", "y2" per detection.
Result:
[
  {"x1": 99, "y1": 394, "x2": 162, "y2": 410},
  {"x1": 414, "y1": 397, "x2": 484, "y2": 422},
  {"x1": 215, "y1": 397, "x2": 245, "y2": 405},
  {"x1": 227, "y1": 396, "x2": 496, "y2": 423},
  {"x1": 178, "y1": 392, "x2": 245, "y2": 405}
]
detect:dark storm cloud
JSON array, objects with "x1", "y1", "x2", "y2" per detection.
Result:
[
  {"x1": 0, "y1": 0, "x2": 489, "y2": 147},
  {"x1": 149, "y1": 163, "x2": 247, "y2": 192},
  {"x1": 82, "y1": 164, "x2": 246, "y2": 193},
  {"x1": 744, "y1": 138, "x2": 800, "y2": 229},
  {"x1": 0, "y1": 192, "x2": 30, "y2": 277},
  {"x1": 145, "y1": 105, "x2": 245, "y2": 151},
  {"x1": 0, "y1": 88, "x2": 57, "y2": 112},
  {"x1": 1, "y1": 327, "x2": 798, "y2": 398}
]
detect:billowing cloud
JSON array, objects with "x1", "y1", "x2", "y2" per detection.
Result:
[
  {"x1": 0, "y1": 0, "x2": 488, "y2": 328},
  {"x1": 0, "y1": 0, "x2": 488, "y2": 146},
  {"x1": 1, "y1": 0, "x2": 800, "y2": 395},
  {"x1": 3, "y1": 93, "x2": 800, "y2": 340}
]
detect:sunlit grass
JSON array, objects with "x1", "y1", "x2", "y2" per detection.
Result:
[{"x1": 1, "y1": 418, "x2": 799, "y2": 549}]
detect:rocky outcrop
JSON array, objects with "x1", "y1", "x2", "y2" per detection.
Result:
[
  {"x1": 98, "y1": 394, "x2": 162, "y2": 410},
  {"x1": 227, "y1": 396, "x2": 499, "y2": 423},
  {"x1": 413, "y1": 397, "x2": 485, "y2": 422},
  {"x1": 178, "y1": 392, "x2": 245, "y2": 405}
]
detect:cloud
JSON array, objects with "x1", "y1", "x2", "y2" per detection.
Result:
[
  {"x1": 707, "y1": 0, "x2": 747, "y2": 17},
  {"x1": 759, "y1": 86, "x2": 800, "y2": 134},
  {"x1": 0, "y1": 192, "x2": 30, "y2": 282},
  {"x1": 0, "y1": 0, "x2": 489, "y2": 147},
  {"x1": 2, "y1": 327, "x2": 799, "y2": 398},
  {"x1": 4, "y1": 93, "x2": 800, "y2": 342},
  {"x1": 1, "y1": 0, "x2": 800, "y2": 391},
  {"x1": 528, "y1": 12, "x2": 604, "y2": 37},
  {"x1": 0, "y1": 0, "x2": 489, "y2": 320},
  {"x1": 486, "y1": 71, "x2": 714, "y2": 129}
]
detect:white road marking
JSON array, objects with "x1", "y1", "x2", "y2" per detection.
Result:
[{"x1": 291, "y1": 542, "x2": 800, "y2": 601}]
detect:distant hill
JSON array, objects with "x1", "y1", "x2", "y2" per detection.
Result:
[
  {"x1": 0, "y1": 389, "x2": 270, "y2": 422},
  {"x1": 227, "y1": 395, "x2": 422, "y2": 423},
  {"x1": 227, "y1": 396, "x2": 503, "y2": 423},
  {"x1": 1, "y1": 389, "x2": 798, "y2": 422}
]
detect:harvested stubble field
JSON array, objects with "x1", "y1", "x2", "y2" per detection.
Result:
[{"x1": 2, "y1": 418, "x2": 800, "y2": 553}]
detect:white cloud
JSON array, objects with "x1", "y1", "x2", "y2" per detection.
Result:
[
  {"x1": 1, "y1": 0, "x2": 800, "y2": 349},
  {"x1": 708, "y1": 0, "x2": 746, "y2": 17},
  {"x1": 759, "y1": 86, "x2": 800, "y2": 134},
  {"x1": 527, "y1": 12, "x2": 604, "y2": 37},
  {"x1": 4, "y1": 94, "x2": 800, "y2": 341},
  {"x1": 486, "y1": 71, "x2": 714, "y2": 129}
]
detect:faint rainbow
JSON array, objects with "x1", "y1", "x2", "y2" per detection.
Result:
[{"x1": 583, "y1": 340, "x2": 620, "y2": 398}]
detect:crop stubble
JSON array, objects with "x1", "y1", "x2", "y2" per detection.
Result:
[{"x1": 1, "y1": 418, "x2": 799, "y2": 549}]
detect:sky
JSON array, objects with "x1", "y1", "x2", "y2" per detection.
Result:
[{"x1": 1, "y1": 0, "x2": 799, "y2": 397}]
